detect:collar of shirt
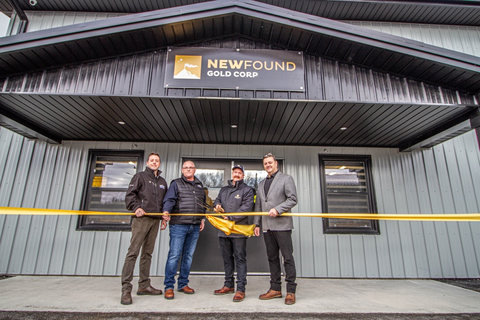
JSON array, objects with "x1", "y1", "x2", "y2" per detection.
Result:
[{"x1": 267, "y1": 170, "x2": 278, "y2": 179}]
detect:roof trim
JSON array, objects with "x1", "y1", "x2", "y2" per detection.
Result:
[{"x1": 1, "y1": 0, "x2": 479, "y2": 74}]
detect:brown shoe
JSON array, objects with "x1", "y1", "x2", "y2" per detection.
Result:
[
  {"x1": 164, "y1": 289, "x2": 174, "y2": 300},
  {"x1": 214, "y1": 286, "x2": 235, "y2": 295},
  {"x1": 121, "y1": 291, "x2": 132, "y2": 305},
  {"x1": 178, "y1": 285, "x2": 195, "y2": 294},
  {"x1": 233, "y1": 291, "x2": 245, "y2": 302},
  {"x1": 137, "y1": 286, "x2": 162, "y2": 295},
  {"x1": 259, "y1": 289, "x2": 282, "y2": 300},
  {"x1": 285, "y1": 292, "x2": 296, "y2": 305}
]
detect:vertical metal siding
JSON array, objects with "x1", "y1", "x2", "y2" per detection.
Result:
[
  {"x1": 346, "y1": 22, "x2": 480, "y2": 58},
  {"x1": 2, "y1": 39, "x2": 477, "y2": 106},
  {"x1": 0, "y1": 128, "x2": 479, "y2": 278},
  {"x1": 24, "y1": 11, "x2": 128, "y2": 33}
]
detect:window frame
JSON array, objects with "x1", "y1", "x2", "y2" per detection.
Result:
[
  {"x1": 319, "y1": 154, "x2": 380, "y2": 235},
  {"x1": 77, "y1": 149, "x2": 144, "y2": 231}
]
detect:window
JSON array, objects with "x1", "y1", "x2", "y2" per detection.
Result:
[
  {"x1": 77, "y1": 150, "x2": 144, "y2": 231},
  {"x1": 319, "y1": 155, "x2": 379, "y2": 234}
]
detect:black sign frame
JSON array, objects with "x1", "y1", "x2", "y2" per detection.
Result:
[{"x1": 165, "y1": 47, "x2": 305, "y2": 91}]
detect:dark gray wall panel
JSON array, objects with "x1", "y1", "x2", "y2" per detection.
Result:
[{"x1": 1, "y1": 40, "x2": 475, "y2": 105}]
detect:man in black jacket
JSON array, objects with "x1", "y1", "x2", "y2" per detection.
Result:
[
  {"x1": 212, "y1": 164, "x2": 254, "y2": 302},
  {"x1": 162, "y1": 160, "x2": 206, "y2": 300},
  {"x1": 120, "y1": 152, "x2": 168, "y2": 305}
]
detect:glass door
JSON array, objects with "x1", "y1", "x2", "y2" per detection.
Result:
[{"x1": 186, "y1": 159, "x2": 271, "y2": 274}]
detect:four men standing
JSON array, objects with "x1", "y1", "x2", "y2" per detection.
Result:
[{"x1": 121, "y1": 153, "x2": 298, "y2": 305}]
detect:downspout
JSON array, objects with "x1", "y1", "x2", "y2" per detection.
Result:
[{"x1": 8, "y1": 0, "x2": 29, "y2": 34}]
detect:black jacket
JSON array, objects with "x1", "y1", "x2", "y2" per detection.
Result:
[
  {"x1": 164, "y1": 176, "x2": 206, "y2": 225},
  {"x1": 213, "y1": 179, "x2": 254, "y2": 238},
  {"x1": 125, "y1": 167, "x2": 168, "y2": 219}
]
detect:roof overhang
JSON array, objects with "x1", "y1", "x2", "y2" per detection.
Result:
[
  {"x1": 1, "y1": 0, "x2": 480, "y2": 93},
  {"x1": 0, "y1": 93, "x2": 477, "y2": 150},
  {"x1": 1, "y1": 0, "x2": 479, "y2": 149}
]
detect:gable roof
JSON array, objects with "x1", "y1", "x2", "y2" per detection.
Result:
[
  {"x1": 1, "y1": 0, "x2": 480, "y2": 94},
  {"x1": 2, "y1": 0, "x2": 480, "y2": 26}
]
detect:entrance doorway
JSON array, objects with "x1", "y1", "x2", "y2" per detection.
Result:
[{"x1": 185, "y1": 159, "x2": 280, "y2": 274}]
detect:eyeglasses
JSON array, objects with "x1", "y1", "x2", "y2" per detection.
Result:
[{"x1": 182, "y1": 167, "x2": 195, "y2": 170}]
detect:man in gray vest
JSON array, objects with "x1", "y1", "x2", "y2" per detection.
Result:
[
  {"x1": 253, "y1": 152, "x2": 298, "y2": 305},
  {"x1": 162, "y1": 160, "x2": 206, "y2": 300}
]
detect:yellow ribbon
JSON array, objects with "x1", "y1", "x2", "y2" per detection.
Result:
[
  {"x1": 205, "y1": 215, "x2": 256, "y2": 237},
  {"x1": 2, "y1": 207, "x2": 480, "y2": 222},
  {"x1": 1, "y1": 207, "x2": 480, "y2": 238}
]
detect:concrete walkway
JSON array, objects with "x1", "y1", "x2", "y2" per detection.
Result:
[{"x1": 0, "y1": 275, "x2": 480, "y2": 319}]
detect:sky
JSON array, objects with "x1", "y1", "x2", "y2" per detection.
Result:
[{"x1": 0, "y1": 12, "x2": 10, "y2": 37}]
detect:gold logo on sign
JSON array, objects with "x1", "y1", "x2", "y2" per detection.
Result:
[{"x1": 174, "y1": 55, "x2": 202, "y2": 79}]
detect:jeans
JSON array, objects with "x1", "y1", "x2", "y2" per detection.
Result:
[
  {"x1": 219, "y1": 237, "x2": 247, "y2": 292},
  {"x1": 121, "y1": 217, "x2": 160, "y2": 293},
  {"x1": 264, "y1": 230, "x2": 297, "y2": 293},
  {"x1": 164, "y1": 224, "x2": 200, "y2": 290}
]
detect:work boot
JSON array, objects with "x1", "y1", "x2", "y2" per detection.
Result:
[{"x1": 121, "y1": 292, "x2": 132, "y2": 305}]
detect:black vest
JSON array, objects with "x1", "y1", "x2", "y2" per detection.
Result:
[{"x1": 170, "y1": 176, "x2": 205, "y2": 225}]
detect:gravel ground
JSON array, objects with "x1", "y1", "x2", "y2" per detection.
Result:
[{"x1": 436, "y1": 279, "x2": 480, "y2": 293}]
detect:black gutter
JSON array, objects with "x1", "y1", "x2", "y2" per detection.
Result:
[
  {"x1": 8, "y1": 0, "x2": 28, "y2": 34},
  {"x1": 398, "y1": 107, "x2": 478, "y2": 151},
  {"x1": 0, "y1": 102, "x2": 61, "y2": 144},
  {"x1": 323, "y1": 0, "x2": 480, "y2": 5}
]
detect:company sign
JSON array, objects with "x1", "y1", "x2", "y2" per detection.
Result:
[{"x1": 165, "y1": 47, "x2": 305, "y2": 91}]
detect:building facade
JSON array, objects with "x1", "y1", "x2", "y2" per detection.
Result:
[{"x1": 0, "y1": 0, "x2": 479, "y2": 278}]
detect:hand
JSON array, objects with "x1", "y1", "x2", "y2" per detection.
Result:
[
  {"x1": 214, "y1": 204, "x2": 225, "y2": 213},
  {"x1": 223, "y1": 215, "x2": 228, "y2": 220},
  {"x1": 160, "y1": 220, "x2": 167, "y2": 230},
  {"x1": 254, "y1": 227, "x2": 260, "y2": 237},
  {"x1": 135, "y1": 208, "x2": 146, "y2": 217},
  {"x1": 268, "y1": 208, "x2": 279, "y2": 217},
  {"x1": 162, "y1": 211, "x2": 170, "y2": 221},
  {"x1": 200, "y1": 219, "x2": 205, "y2": 231}
]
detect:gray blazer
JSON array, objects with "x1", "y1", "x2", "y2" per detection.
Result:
[{"x1": 253, "y1": 171, "x2": 297, "y2": 231}]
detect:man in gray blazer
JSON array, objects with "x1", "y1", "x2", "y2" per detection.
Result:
[{"x1": 253, "y1": 153, "x2": 298, "y2": 305}]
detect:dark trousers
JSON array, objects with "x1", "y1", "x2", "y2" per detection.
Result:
[
  {"x1": 219, "y1": 237, "x2": 247, "y2": 292},
  {"x1": 263, "y1": 230, "x2": 297, "y2": 293},
  {"x1": 121, "y1": 217, "x2": 160, "y2": 293}
]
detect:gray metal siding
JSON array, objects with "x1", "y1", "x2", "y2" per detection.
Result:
[
  {"x1": 346, "y1": 22, "x2": 480, "y2": 58},
  {"x1": 1, "y1": 127, "x2": 479, "y2": 278}
]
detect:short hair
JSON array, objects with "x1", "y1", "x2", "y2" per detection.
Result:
[
  {"x1": 147, "y1": 152, "x2": 161, "y2": 162},
  {"x1": 263, "y1": 152, "x2": 276, "y2": 161}
]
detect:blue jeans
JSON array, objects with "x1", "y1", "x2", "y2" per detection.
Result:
[{"x1": 164, "y1": 224, "x2": 200, "y2": 290}]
